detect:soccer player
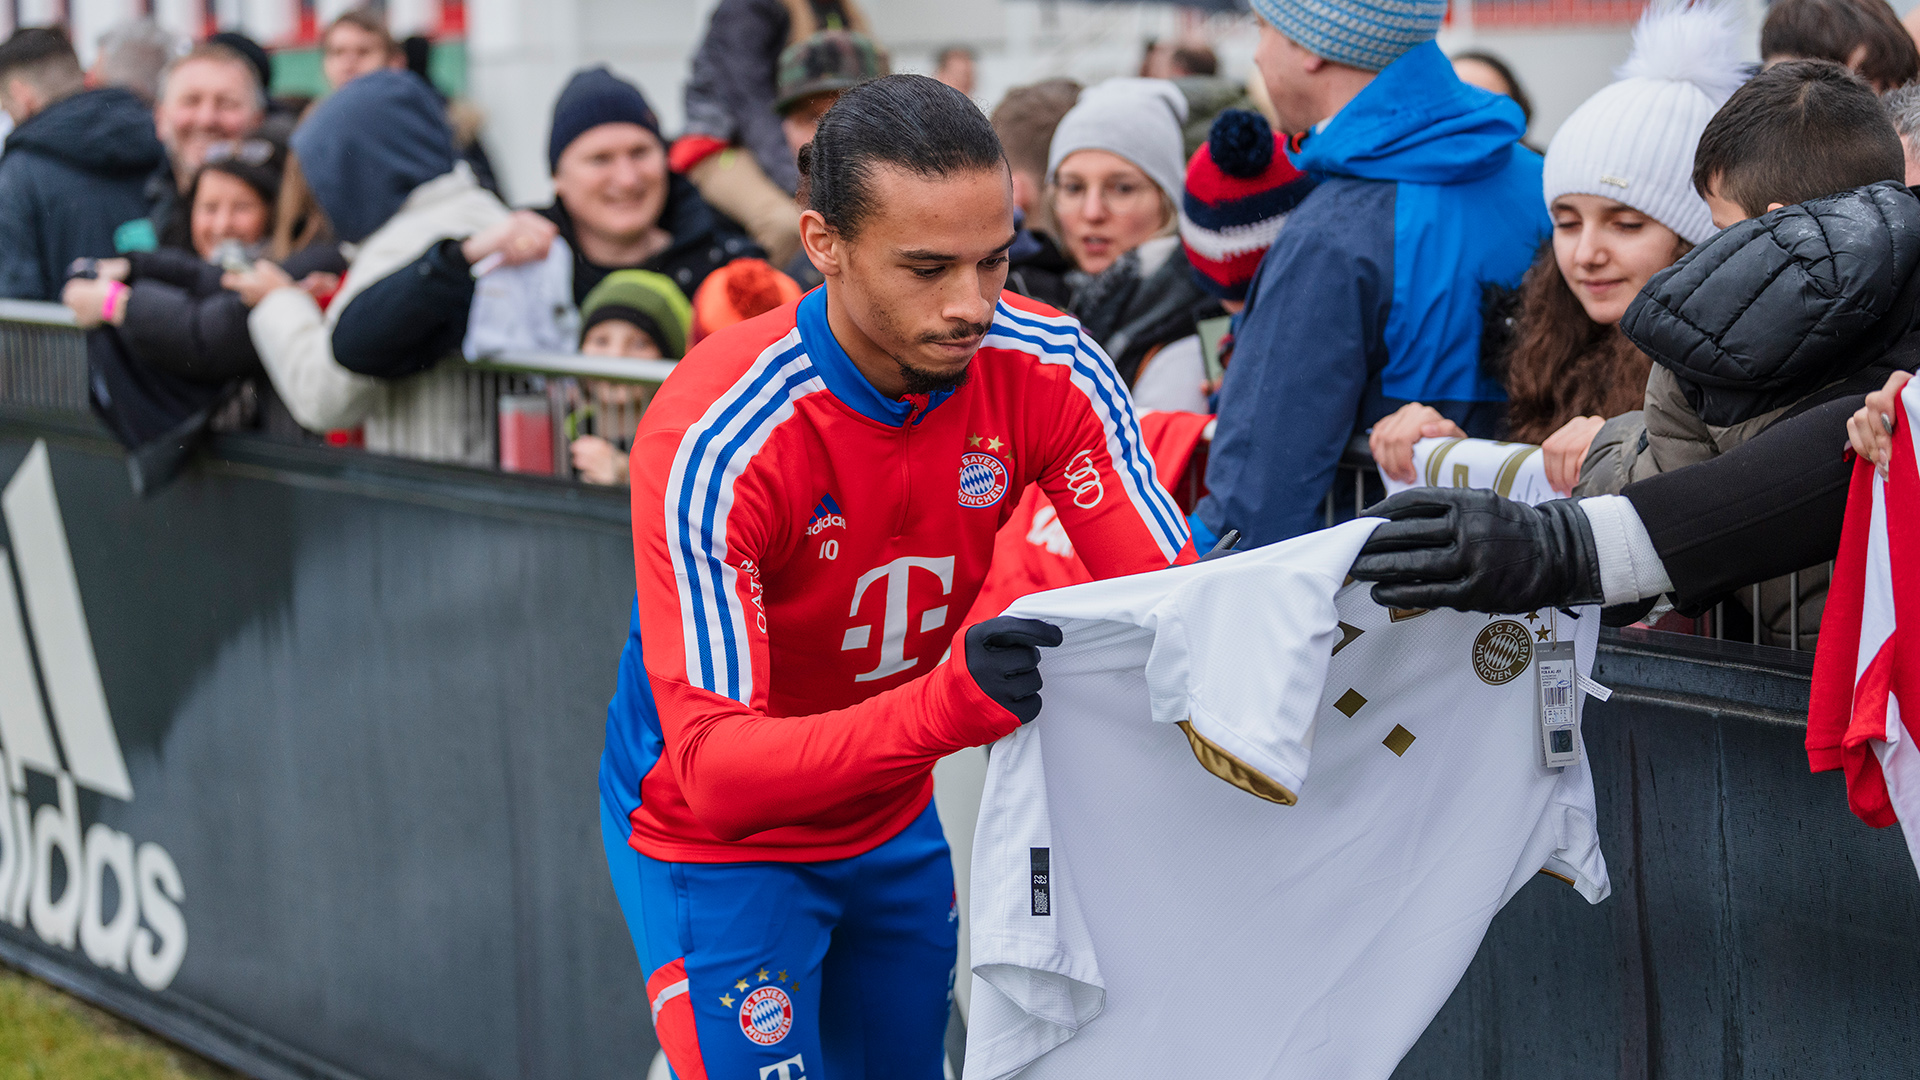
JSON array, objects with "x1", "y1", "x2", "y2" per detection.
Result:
[{"x1": 599, "y1": 74, "x2": 1193, "y2": 1079}]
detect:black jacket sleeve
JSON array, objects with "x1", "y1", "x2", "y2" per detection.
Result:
[
  {"x1": 1623, "y1": 393, "x2": 1857, "y2": 611},
  {"x1": 329, "y1": 238, "x2": 475, "y2": 379},
  {"x1": 117, "y1": 278, "x2": 261, "y2": 382},
  {"x1": 125, "y1": 248, "x2": 223, "y2": 293}
]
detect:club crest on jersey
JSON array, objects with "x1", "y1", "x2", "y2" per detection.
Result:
[
  {"x1": 958, "y1": 452, "x2": 1010, "y2": 508},
  {"x1": 805, "y1": 493, "x2": 846, "y2": 536},
  {"x1": 1472, "y1": 619, "x2": 1533, "y2": 685},
  {"x1": 740, "y1": 985, "x2": 794, "y2": 1045}
]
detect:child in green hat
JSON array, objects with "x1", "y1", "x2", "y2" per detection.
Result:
[{"x1": 571, "y1": 270, "x2": 692, "y2": 485}]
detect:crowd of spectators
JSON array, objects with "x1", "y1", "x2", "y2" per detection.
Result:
[{"x1": 4, "y1": 0, "x2": 1920, "y2": 643}]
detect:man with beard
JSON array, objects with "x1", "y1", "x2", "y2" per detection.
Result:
[{"x1": 602, "y1": 74, "x2": 1193, "y2": 1079}]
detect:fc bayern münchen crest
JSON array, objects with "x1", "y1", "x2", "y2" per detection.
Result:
[
  {"x1": 1472, "y1": 619, "x2": 1533, "y2": 686},
  {"x1": 739, "y1": 985, "x2": 793, "y2": 1045},
  {"x1": 958, "y1": 451, "x2": 1010, "y2": 508}
]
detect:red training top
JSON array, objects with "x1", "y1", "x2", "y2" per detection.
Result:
[{"x1": 626, "y1": 287, "x2": 1193, "y2": 862}]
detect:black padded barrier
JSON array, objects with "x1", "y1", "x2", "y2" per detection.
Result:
[{"x1": 0, "y1": 409, "x2": 1914, "y2": 1079}]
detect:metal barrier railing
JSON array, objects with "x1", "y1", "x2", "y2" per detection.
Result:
[
  {"x1": 0, "y1": 301, "x2": 671, "y2": 482},
  {"x1": 0, "y1": 305, "x2": 1826, "y2": 649},
  {"x1": 0, "y1": 300, "x2": 89, "y2": 413}
]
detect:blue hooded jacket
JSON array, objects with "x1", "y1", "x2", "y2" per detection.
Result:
[
  {"x1": 1195, "y1": 41, "x2": 1548, "y2": 547},
  {"x1": 291, "y1": 71, "x2": 455, "y2": 244}
]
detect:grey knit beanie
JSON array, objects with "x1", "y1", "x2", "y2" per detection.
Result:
[{"x1": 1046, "y1": 78, "x2": 1189, "y2": 211}]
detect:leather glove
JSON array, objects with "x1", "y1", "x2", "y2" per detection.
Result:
[
  {"x1": 1349, "y1": 488, "x2": 1604, "y2": 614},
  {"x1": 964, "y1": 616, "x2": 1063, "y2": 724}
]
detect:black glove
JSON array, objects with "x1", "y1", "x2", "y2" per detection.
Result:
[
  {"x1": 1349, "y1": 488, "x2": 1604, "y2": 614},
  {"x1": 964, "y1": 616, "x2": 1064, "y2": 724}
]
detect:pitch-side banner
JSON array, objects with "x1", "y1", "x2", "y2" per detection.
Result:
[{"x1": 0, "y1": 433, "x2": 653, "y2": 1080}]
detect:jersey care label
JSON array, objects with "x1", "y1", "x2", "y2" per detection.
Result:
[
  {"x1": 1535, "y1": 639, "x2": 1580, "y2": 769},
  {"x1": 1030, "y1": 848, "x2": 1051, "y2": 916}
]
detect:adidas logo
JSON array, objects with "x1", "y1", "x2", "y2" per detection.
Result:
[
  {"x1": 805, "y1": 493, "x2": 847, "y2": 537},
  {"x1": 0, "y1": 441, "x2": 186, "y2": 991}
]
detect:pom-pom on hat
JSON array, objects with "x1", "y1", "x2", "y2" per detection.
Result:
[
  {"x1": 1542, "y1": 1, "x2": 1748, "y2": 244},
  {"x1": 692, "y1": 258, "x2": 805, "y2": 342},
  {"x1": 1180, "y1": 110, "x2": 1317, "y2": 300}
]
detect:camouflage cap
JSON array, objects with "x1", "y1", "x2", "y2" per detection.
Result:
[{"x1": 775, "y1": 30, "x2": 889, "y2": 115}]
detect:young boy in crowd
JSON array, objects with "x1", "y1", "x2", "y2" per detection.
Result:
[
  {"x1": 569, "y1": 269, "x2": 692, "y2": 486},
  {"x1": 1573, "y1": 59, "x2": 1914, "y2": 644},
  {"x1": 1579, "y1": 59, "x2": 1911, "y2": 493}
]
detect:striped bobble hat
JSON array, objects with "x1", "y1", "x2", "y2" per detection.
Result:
[{"x1": 1180, "y1": 109, "x2": 1317, "y2": 301}]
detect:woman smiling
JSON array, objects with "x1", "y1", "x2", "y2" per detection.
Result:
[{"x1": 1372, "y1": 1, "x2": 1746, "y2": 495}]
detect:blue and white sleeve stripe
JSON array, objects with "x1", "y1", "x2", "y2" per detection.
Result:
[
  {"x1": 987, "y1": 303, "x2": 1190, "y2": 561},
  {"x1": 662, "y1": 331, "x2": 825, "y2": 703}
]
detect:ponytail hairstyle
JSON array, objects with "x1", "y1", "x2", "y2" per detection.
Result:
[{"x1": 800, "y1": 73, "x2": 1005, "y2": 240}]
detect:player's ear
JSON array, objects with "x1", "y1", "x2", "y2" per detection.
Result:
[{"x1": 799, "y1": 209, "x2": 842, "y2": 280}]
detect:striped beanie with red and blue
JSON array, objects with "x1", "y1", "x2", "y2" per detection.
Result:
[{"x1": 1179, "y1": 110, "x2": 1316, "y2": 301}]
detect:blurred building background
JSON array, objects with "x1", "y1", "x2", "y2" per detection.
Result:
[{"x1": 0, "y1": 0, "x2": 1816, "y2": 208}]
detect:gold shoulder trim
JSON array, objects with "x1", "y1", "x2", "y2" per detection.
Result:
[{"x1": 1175, "y1": 720, "x2": 1298, "y2": 806}]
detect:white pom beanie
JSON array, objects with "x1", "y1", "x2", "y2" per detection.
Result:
[
  {"x1": 1542, "y1": 1, "x2": 1748, "y2": 244},
  {"x1": 1047, "y1": 78, "x2": 1190, "y2": 211}
]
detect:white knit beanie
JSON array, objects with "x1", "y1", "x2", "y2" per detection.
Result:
[
  {"x1": 1542, "y1": 1, "x2": 1748, "y2": 245},
  {"x1": 1047, "y1": 78, "x2": 1190, "y2": 211}
]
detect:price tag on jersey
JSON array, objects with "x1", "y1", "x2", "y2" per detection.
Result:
[{"x1": 1535, "y1": 640, "x2": 1580, "y2": 769}]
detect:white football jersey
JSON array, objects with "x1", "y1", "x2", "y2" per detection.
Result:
[
  {"x1": 964, "y1": 521, "x2": 1609, "y2": 1079},
  {"x1": 1380, "y1": 436, "x2": 1555, "y2": 505}
]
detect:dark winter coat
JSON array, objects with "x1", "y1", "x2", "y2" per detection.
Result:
[
  {"x1": 1624, "y1": 180, "x2": 1920, "y2": 429},
  {"x1": 1065, "y1": 236, "x2": 1208, "y2": 372},
  {"x1": 116, "y1": 249, "x2": 262, "y2": 382},
  {"x1": 682, "y1": 0, "x2": 862, "y2": 194},
  {"x1": 1586, "y1": 183, "x2": 1920, "y2": 491},
  {"x1": 1590, "y1": 182, "x2": 1920, "y2": 645},
  {"x1": 0, "y1": 88, "x2": 165, "y2": 300},
  {"x1": 330, "y1": 173, "x2": 759, "y2": 379}
]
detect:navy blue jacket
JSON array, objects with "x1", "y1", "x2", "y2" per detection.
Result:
[
  {"x1": 1195, "y1": 42, "x2": 1548, "y2": 547},
  {"x1": 0, "y1": 88, "x2": 164, "y2": 300}
]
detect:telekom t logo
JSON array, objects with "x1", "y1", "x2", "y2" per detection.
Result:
[{"x1": 840, "y1": 556, "x2": 954, "y2": 682}]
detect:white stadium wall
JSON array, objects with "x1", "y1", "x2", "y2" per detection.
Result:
[{"x1": 0, "y1": 0, "x2": 1902, "y2": 205}]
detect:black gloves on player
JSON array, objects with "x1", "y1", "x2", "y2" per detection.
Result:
[
  {"x1": 1349, "y1": 488, "x2": 1605, "y2": 614},
  {"x1": 964, "y1": 616, "x2": 1063, "y2": 724}
]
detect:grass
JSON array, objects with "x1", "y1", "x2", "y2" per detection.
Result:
[{"x1": 0, "y1": 964, "x2": 239, "y2": 1080}]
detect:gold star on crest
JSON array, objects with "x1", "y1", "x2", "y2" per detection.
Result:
[
  {"x1": 757, "y1": 968, "x2": 770, "y2": 982},
  {"x1": 968, "y1": 434, "x2": 982, "y2": 447},
  {"x1": 720, "y1": 993, "x2": 736, "y2": 1008},
  {"x1": 1535, "y1": 625, "x2": 1551, "y2": 642},
  {"x1": 778, "y1": 969, "x2": 788, "y2": 981},
  {"x1": 735, "y1": 978, "x2": 750, "y2": 992},
  {"x1": 985, "y1": 436, "x2": 1005, "y2": 452}
]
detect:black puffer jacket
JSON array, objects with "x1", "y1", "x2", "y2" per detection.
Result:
[{"x1": 1622, "y1": 180, "x2": 1920, "y2": 428}]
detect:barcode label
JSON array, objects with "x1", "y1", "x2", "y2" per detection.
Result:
[{"x1": 1535, "y1": 642, "x2": 1581, "y2": 769}]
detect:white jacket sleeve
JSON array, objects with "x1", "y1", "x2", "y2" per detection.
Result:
[{"x1": 247, "y1": 287, "x2": 385, "y2": 432}]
